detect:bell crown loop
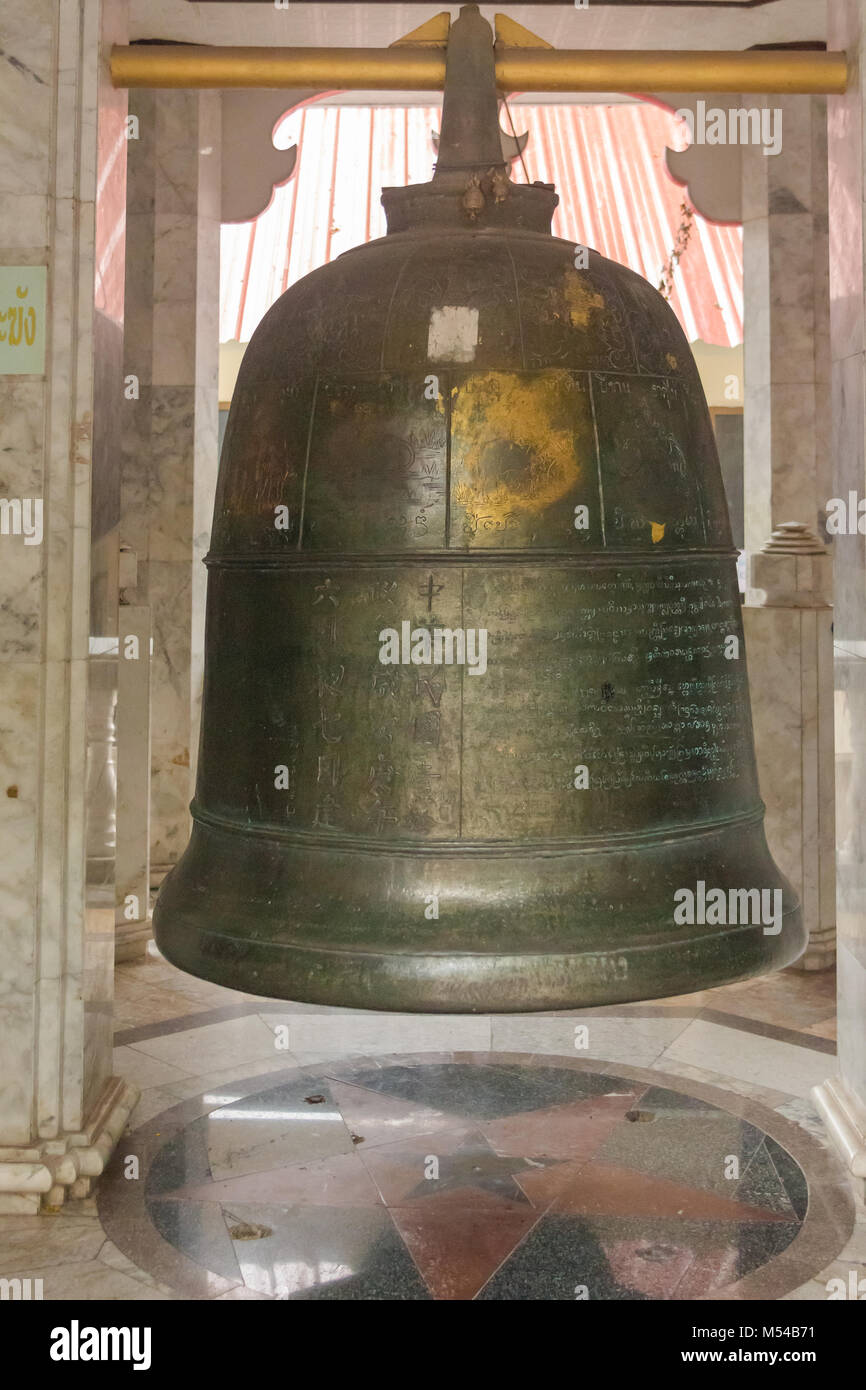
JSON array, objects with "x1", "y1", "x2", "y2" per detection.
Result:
[{"x1": 381, "y1": 4, "x2": 559, "y2": 234}]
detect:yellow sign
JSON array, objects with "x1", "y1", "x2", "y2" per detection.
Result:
[{"x1": 0, "y1": 267, "x2": 47, "y2": 374}]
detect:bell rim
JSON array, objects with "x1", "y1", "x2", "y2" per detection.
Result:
[{"x1": 153, "y1": 911, "x2": 806, "y2": 1015}]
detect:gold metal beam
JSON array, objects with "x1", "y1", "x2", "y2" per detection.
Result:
[
  {"x1": 110, "y1": 44, "x2": 848, "y2": 96},
  {"x1": 111, "y1": 45, "x2": 444, "y2": 91},
  {"x1": 497, "y1": 48, "x2": 848, "y2": 95}
]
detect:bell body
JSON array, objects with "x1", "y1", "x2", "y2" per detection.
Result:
[{"x1": 154, "y1": 211, "x2": 805, "y2": 1010}]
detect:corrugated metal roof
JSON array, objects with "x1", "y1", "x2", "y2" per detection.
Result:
[{"x1": 220, "y1": 101, "x2": 743, "y2": 349}]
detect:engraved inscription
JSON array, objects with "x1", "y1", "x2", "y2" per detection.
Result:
[{"x1": 460, "y1": 560, "x2": 755, "y2": 839}]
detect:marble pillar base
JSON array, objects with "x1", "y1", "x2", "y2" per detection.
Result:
[
  {"x1": 798, "y1": 922, "x2": 838, "y2": 972},
  {"x1": 813, "y1": 1075, "x2": 866, "y2": 1197},
  {"x1": 0, "y1": 1077, "x2": 139, "y2": 1214},
  {"x1": 115, "y1": 916, "x2": 151, "y2": 963}
]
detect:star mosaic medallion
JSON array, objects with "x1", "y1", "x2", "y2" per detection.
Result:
[{"x1": 99, "y1": 1054, "x2": 835, "y2": 1301}]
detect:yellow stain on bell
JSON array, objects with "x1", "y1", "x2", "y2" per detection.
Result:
[
  {"x1": 651, "y1": 522, "x2": 666, "y2": 543},
  {"x1": 563, "y1": 272, "x2": 605, "y2": 328},
  {"x1": 451, "y1": 370, "x2": 586, "y2": 529}
]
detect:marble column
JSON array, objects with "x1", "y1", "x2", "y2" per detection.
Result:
[
  {"x1": 742, "y1": 95, "x2": 832, "y2": 546},
  {"x1": 815, "y1": 0, "x2": 866, "y2": 1193},
  {"x1": 0, "y1": 0, "x2": 137, "y2": 1212},
  {"x1": 740, "y1": 94, "x2": 836, "y2": 971},
  {"x1": 115, "y1": 602, "x2": 152, "y2": 963},
  {"x1": 746, "y1": 525, "x2": 835, "y2": 971},
  {"x1": 121, "y1": 90, "x2": 220, "y2": 880},
  {"x1": 87, "y1": 0, "x2": 127, "y2": 1021}
]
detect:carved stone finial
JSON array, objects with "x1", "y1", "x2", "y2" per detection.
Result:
[
  {"x1": 749, "y1": 522, "x2": 831, "y2": 608},
  {"x1": 760, "y1": 522, "x2": 827, "y2": 556}
]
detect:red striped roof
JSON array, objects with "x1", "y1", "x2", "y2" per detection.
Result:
[{"x1": 220, "y1": 101, "x2": 742, "y2": 349}]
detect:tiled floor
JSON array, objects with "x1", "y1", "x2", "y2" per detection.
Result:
[{"x1": 1, "y1": 946, "x2": 863, "y2": 1301}]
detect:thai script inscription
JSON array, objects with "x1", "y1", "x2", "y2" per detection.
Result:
[{"x1": 0, "y1": 269, "x2": 46, "y2": 374}]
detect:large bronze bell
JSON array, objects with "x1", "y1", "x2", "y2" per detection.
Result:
[{"x1": 154, "y1": 6, "x2": 805, "y2": 1010}]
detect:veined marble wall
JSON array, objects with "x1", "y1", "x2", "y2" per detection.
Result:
[
  {"x1": 122, "y1": 90, "x2": 220, "y2": 877},
  {"x1": 816, "y1": 0, "x2": 866, "y2": 1190},
  {"x1": 0, "y1": 0, "x2": 136, "y2": 1210},
  {"x1": 84, "y1": 0, "x2": 128, "y2": 1108}
]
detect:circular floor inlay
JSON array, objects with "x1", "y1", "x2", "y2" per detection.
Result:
[{"x1": 98, "y1": 1054, "x2": 853, "y2": 1301}]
